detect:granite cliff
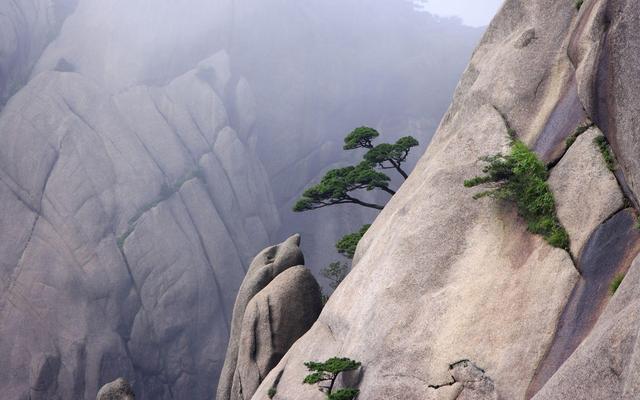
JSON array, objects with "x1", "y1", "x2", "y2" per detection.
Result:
[{"x1": 251, "y1": 1, "x2": 640, "y2": 399}]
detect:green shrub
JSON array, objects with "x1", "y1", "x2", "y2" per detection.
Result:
[
  {"x1": 593, "y1": 135, "x2": 616, "y2": 171},
  {"x1": 304, "y1": 357, "x2": 361, "y2": 399},
  {"x1": 267, "y1": 387, "x2": 277, "y2": 398},
  {"x1": 464, "y1": 140, "x2": 570, "y2": 250},
  {"x1": 336, "y1": 224, "x2": 371, "y2": 259},
  {"x1": 575, "y1": 0, "x2": 584, "y2": 10},
  {"x1": 329, "y1": 389, "x2": 360, "y2": 400},
  {"x1": 610, "y1": 273, "x2": 625, "y2": 295}
]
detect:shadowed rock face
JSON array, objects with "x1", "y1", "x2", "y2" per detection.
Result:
[
  {"x1": 532, "y1": 251, "x2": 640, "y2": 400},
  {"x1": 527, "y1": 208, "x2": 640, "y2": 398}
]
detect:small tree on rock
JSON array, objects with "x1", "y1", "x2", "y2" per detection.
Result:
[
  {"x1": 295, "y1": 126, "x2": 419, "y2": 294},
  {"x1": 303, "y1": 357, "x2": 361, "y2": 400}
]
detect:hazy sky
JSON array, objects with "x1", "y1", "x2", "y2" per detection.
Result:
[{"x1": 417, "y1": 0, "x2": 504, "y2": 27}]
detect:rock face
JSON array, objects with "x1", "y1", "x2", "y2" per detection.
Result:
[
  {"x1": 217, "y1": 236, "x2": 323, "y2": 400},
  {"x1": 0, "y1": 18, "x2": 278, "y2": 397},
  {"x1": 0, "y1": 56, "x2": 277, "y2": 399},
  {"x1": 96, "y1": 378, "x2": 135, "y2": 400},
  {"x1": 548, "y1": 126, "x2": 624, "y2": 257},
  {"x1": 251, "y1": 1, "x2": 640, "y2": 399},
  {"x1": 532, "y1": 253, "x2": 640, "y2": 400}
]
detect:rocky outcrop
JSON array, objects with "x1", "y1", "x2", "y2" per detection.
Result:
[
  {"x1": 251, "y1": 1, "x2": 640, "y2": 399},
  {"x1": 548, "y1": 126, "x2": 624, "y2": 257},
  {"x1": 0, "y1": 52, "x2": 277, "y2": 400},
  {"x1": 96, "y1": 378, "x2": 135, "y2": 400},
  {"x1": 217, "y1": 235, "x2": 322, "y2": 400}
]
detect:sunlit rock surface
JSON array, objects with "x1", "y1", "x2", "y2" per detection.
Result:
[{"x1": 252, "y1": 1, "x2": 640, "y2": 399}]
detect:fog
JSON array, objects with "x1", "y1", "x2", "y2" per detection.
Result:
[{"x1": 416, "y1": 0, "x2": 504, "y2": 26}]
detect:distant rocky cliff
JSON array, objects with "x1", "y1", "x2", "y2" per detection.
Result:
[{"x1": 251, "y1": 1, "x2": 640, "y2": 399}]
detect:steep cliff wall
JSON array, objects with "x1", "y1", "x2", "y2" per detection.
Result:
[
  {"x1": 0, "y1": 2, "x2": 278, "y2": 397},
  {"x1": 252, "y1": 1, "x2": 640, "y2": 399}
]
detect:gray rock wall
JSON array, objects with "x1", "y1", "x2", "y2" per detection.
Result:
[{"x1": 0, "y1": 55, "x2": 277, "y2": 399}]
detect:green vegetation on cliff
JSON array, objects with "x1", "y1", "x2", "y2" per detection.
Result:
[
  {"x1": 304, "y1": 357, "x2": 361, "y2": 400},
  {"x1": 296, "y1": 126, "x2": 419, "y2": 294},
  {"x1": 610, "y1": 273, "x2": 625, "y2": 295},
  {"x1": 465, "y1": 140, "x2": 569, "y2": 250},
  {"x1": 593, "y1": 135, "x2": 616, "y2": 172}
]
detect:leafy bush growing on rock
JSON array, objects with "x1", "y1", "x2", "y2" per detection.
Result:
[
  {"x1": 303, "y1": 357, "x2": 361, "y2": 400},
  {"x1": 267, "y1": 387, "x2": 277, "y2": 398},
  {"x1": 336, "y1": 224, "x2": 371, "y2": 259},
  {"x1": 610, "y1": 273, "x2": 625, "y2": 295},
  {"x1": 575, "y1": 0, "x2": 584, "y2": 10},
  {"x1": 593, "y1": 135, "x2": 616, "y2": 171},
  {"x1": 464, "y1": 140, "x2": 569, "y2": 250}
]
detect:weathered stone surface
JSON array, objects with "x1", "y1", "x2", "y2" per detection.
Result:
[
  {"x1": 0, "y1": 55, "x2": 277, "y2": 399},
  {"x1": 527, "y1": 208, "x2": 640, "y2": 397},
  {"x1": 548, "y1": 126, "x2": 624, "y2": 257},
  {"x1": 533, "y1": 251, "x2": 640, "y2": 400},
  {"x1": 96, "y1": 378, "x2": 135, "y2": 400},
  {"x1": 231, "y1": 266, "x2": 322, "y2": 400},
  {"x1": 217, "y1": 235, "x2": 314, "y2": 400},
  {"x1": 253, "y1": 1, "x2": 594, "y2": 399},
  {"x1": 569, "y1": 0, "x2": 640, "y2": 206}
]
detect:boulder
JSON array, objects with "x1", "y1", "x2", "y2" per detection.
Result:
[
  {"x1": 234, "y1": 266, "x2": 322, "y2": 400},
  {"x1": 97, "y1": 378, "x2": 135, "y2": 400},
  {"x1": 217, "y1": 235, "x2": 320, "y2": 400},
  {"x1": 548, "y1": 126, "x2": 624, "y2": 257}
]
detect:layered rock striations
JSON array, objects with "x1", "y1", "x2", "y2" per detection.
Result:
[
  {"x1": 0, "y1": 29, "x2": 277, "y2": 400},
  {"x1": 252, "y1": 1, "x2": 640, "y2": 399}
]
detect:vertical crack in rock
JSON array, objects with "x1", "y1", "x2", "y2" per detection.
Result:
[{"x1": 177, "y1": 189, "x2": 231, "y2": 329}]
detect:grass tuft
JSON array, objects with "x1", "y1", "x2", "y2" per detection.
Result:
[
  {"x1": 610, "y1": 273, "x2": 625, "y2": 295},
  {"x1": 593, "y1": 135, "x2": 616, "y2": 171}
]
